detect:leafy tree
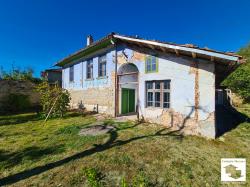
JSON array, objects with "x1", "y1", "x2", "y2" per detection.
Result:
[
  {"x1": 0, "y1": 66, "x2": 41, "y2": 83},
  {"x1": 222, "y1": 43, "x2": 250, "y2": 102},
  {"x1": 36, "y1": 81, "x2": 71, "y2": 118}
]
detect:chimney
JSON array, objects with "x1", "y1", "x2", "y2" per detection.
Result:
[{"x1": 86, "y1": 35, "x2": 93, "y2": 46}]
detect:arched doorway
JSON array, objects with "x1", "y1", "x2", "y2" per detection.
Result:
[{"x1": 117, "y1": 63, "x2": 139, "y2": 115}]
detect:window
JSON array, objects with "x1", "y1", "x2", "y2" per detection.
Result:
[
  {"x1": 146, "y1": 80, "x2": 170, "y2": 108},
  {"x1": 86, "y1": 59, "x2": 93, "y2": 79},
  {"x1": 98, "y1": 55, "x2": 106, "y2": 77},
  {"x1": 69, "y1": 66, "x2": 74, "y2": 82},
  {"x1": 145, "y1": 56, "x2": 158, "y2": 73}
]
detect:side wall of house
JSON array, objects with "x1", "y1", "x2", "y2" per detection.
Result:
[
  {"x1": 62, "y1": 48, "x2": 116, "y2": 116},
  {"x1": 116, "y1": 45, "x2": 215, "y2": 138}
]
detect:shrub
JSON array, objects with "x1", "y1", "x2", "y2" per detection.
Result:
[{"x1": 36, "y1": 81, "x2": 71, "y2": 118}]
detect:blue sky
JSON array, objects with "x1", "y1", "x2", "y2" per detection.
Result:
[{"x1": 0, "y1": 0, "x2": 249, "y2": 77}]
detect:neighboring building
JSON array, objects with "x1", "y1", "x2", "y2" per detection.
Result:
[
  {"x1": 41, "y1": 68, "x2": 62, "y2": 86},
  {"x1": 55, "y1": 33, "x2": 242, "y2": 138}
]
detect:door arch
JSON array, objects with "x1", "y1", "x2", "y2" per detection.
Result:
[{"x1": 117, "y1": 63, "x2": 139, "y2": 115}]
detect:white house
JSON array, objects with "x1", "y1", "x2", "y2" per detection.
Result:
[{"x1": 55, "y1": 33, "x2": 242, "y2": 138}]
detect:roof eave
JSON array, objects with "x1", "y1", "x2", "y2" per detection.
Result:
[
  {"x1": 55, "y1": 36, "x2": 114, "y2": 67},
  {"x1": 113, "y1": 34, "x2": 241, "y2": 63}
]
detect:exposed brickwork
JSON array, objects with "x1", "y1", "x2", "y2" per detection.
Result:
[
  {"x1": 131, "y1": 51, "x2": 145, "y2": 62},
  {"x1": 143, "y1": 108, "x2": 215, "y2": 137}
]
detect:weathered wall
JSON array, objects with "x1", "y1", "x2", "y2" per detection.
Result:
[
  {"x1": 62, "y1": 44, "x2": 216, "y2": 138},
  {"x1": 0, "y1": 80, "x2": 40, "y2": 111},
  {"x1": 62, "y1": 48, "x2": 116, "y2": 116},
  {"x1": 116, "y1": 45, "x2": 216, "y2": 138}
]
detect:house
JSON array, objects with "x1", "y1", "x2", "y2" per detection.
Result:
[
  {"x1": 55, "y1": 33, "x2": 242, "y2": 138},
  {"x1": 224, "y1": 164, "x2": 242, "y2": 179},
  {"x1": 41, "y1": 68, "x2": 62, "y2": 86}
]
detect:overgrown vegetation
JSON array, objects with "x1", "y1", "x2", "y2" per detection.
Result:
[
  {"x1": 35, "y1": 81, "x2": 71, "y2": 118},
  {"x1": 0, "y1": 112, "x2": 249, "y2": 186},
  {"x1": 223, "y1": 43, "x2": 250, "y2": 102}
]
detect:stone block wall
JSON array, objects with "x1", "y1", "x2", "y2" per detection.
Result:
[
  {"x1": 0, "y1": 80, "x2": 40, "y2": 112},
  {"x1": 68, "y1": 86, "x2": 115, "y2": 116}
]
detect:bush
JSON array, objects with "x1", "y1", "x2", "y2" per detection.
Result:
[
  {"x1": 35, "y1": 81, "x2": 71, "y2": 118},
  {"x1": 1, "y1": 93, "x2": 31, "y2": 113},
  {"x1": 222, "y1": 43, "x2": 250, "y2": 102}
]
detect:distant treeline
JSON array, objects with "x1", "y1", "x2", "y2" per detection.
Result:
[{"x1": 0, "y1": 66, "x2": 41, "y2": 83}]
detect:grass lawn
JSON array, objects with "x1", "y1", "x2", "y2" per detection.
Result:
[{"x1": 0, "y1": 112, "x2": 249, "y2": 186}]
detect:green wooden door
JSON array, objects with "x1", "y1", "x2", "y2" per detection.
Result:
[
  {"x1": 121, "y1": 88, "x2": 135, "y2": 114},
  {"x1": 128, "y1": 89, "x2": 135, "y2": 113},
  {"x1": 122, "y1": 89, "x2": 129, "y2": 114}
]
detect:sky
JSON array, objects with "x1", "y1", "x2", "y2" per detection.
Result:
[{"x1": 0, "y1": 0, "x2": 250, "y2": 77}]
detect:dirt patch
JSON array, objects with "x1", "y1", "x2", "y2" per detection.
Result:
[{"x1": 79, "y1": 123, "x2": 115, "y2": 136}]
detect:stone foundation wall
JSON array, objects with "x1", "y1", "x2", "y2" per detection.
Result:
[
  {"x1": 69, "y1": 87, "x2": 115, "y2": 116},
  {"x1": 0, "y1": 80, "x2": 40, "y2": 112}
]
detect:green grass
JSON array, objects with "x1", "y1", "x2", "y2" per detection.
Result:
[{"x1": 0, "y1": 112, "x2": 249, "y2": 186}]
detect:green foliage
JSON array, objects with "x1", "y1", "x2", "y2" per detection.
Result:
[
  {"x1": 1, "y1": 93, "x2": 31, "y2": 113},
  {"x1": 222, "y1": 43, "x2": 250, "y2": 102},
  {"x1": 132, "y1": 171, "x2": 150, "y2": 187},
  {"x1": 120, "y1": 177, "x2": 128, "y2": 187},
  {"x1": 35, "y1": 81, "x2": 71, "y2": 118},
  {"x1": 83, "y1": 168, "x2": 102, "y2": 187},
  {"x1": 0, "y1": 66, "x2": 41, "y2": 83}
]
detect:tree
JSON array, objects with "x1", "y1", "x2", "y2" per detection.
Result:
[
  {"x1": 222, "y1": 43, "x2": 250, "y2": 102},
  {"x1": 0, "y1": 66, "x2": 41, "y2": 83},
  {"x1": 36, "y1": 81, "x2": 71, "y2": 118}
]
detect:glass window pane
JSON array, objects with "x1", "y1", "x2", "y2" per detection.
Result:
[
  {"x1": 147, "y1": 102, "x2": 153, "y2": 107},
  {"x1": 164, "y1": 92, "x2": 170, "y2": 102},
  {"x1": 146, "y1": 82, "x2": 153, "y2": 89},
  {"x1": 152, "y1": 63, "x2": 156, "y2": 71},
  {"x1": 163, "y1": 103, "x2": 170, "y2": 108},
  {"x1": 147, "y1": 92, "x2": 153, "y2": 101},
  {"x1": 99, "y1": 55, "x2": 106, "y2": 63},
  {"x1": 155, "y1": 92, "x2": 160, "y2": 107},
  {"x1": 103, "y1": 63, "x2": 106, "y2": 76},
  {"x1": 151, "y1": 57, "x2": 156, "y2": 71},
  {"x1": 147, "y1": 65, "x2": 151, "y2": 72},
  {"x1": 147, "y1": 92, "x2": 153, "y2": 107},
  {"x1": 155, "y1": 81, "x2": 161, "y2": 89},
  {"x1": 164, "y1": 80, "x2": 170, "y2": 89},
  {"x1": 69, "y1": 66, "x2": 74, "y2": 82},
  {"x1": 146, "y1": 57, "x2": 151, "y2": 72}
]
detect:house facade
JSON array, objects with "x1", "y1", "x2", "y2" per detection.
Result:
[{"x1": 56, "y1": 33, "x2": 242, "y2": 138}]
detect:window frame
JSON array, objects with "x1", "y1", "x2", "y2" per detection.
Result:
[
  {"x1": 86, "y1": 59, "x2": 93, "y2": 79},
  {"x1": 69, "y1": 66, "x2": 74, "y2": 82},
  {"x1": 145, "y1": 80, "x2": 171, "y2": 109},
  {"x1": 145, "y1": 55, "x2": 158, "y2": 73},
  {"x1": 98, "y1": 55, "x2": 107, "y2": 77}
]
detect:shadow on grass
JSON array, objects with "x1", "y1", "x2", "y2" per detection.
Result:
[
  {"x1": 215, "y1": 105, "x2": 250, "y2": 137},
  {"x1": 0, "y1": 113, "x2": 41, "y2": 126},
  {"x1": 0, "y1": 121, "x2": 183, "y2": 186},
  {"x1": 0, "y1": 111, "x2": 90, "y2": 126},
  {"x1": 0, "y1": 145, "x2": 65, "y2": 170}
]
